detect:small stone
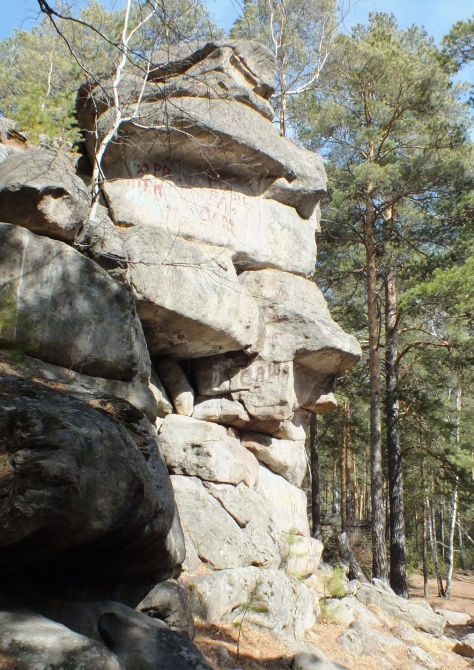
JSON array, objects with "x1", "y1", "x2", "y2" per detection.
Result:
[
  {"x1": 293, "y1": 651, "x2": 350, "y2": 670},
  {"x1": 155, "y1": 358, "x2": 194, "y2": 416},
  {"x1": 407, "y1": 646, "x2": 439, "y2": 670},
  {"x1": 454, "y1": 632, "x2": 474, "y2": 658},
  {"x1": 211, "y1": 644, "x2": 231, "y2": 666},
  {"x1": 435, "y1": 608, "x2": 471, "y2": 625}
]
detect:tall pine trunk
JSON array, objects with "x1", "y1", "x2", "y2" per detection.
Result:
[
  {"x1": 422, "y1": 497, "x2": 429, "y2": 598},
  {"x1": 457, "y1": 517, "x2": 465, "y2": 570},
  {"x1": 385, "y1": 266, "x2": 408, "y2": 597},
  {"x1": 445, "y1": 388, "x2": 462, "y2": 597},
  {"x1": 445, "y1": 484, "x2": 458, "y2": 598},
  {"x1": 428, "y1": 498, "x2": 446, "y2": 597},
  {"x1": 310, "y1": 414, "x2": 322, "y2": 541},
  {"x1": 341, "y1": 402, "x2": 350, "y2": 533},
  {"x1": 364, "y1": 201, "x2": 388, "y2": 580}
]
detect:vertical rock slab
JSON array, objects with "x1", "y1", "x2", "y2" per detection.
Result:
[
  {"x1": 256, "y1": 465, "x2": 310, "y2": 537},
  {"x1": 241, "y1": 432, "x2": 307, "y2": 487},
  {"x1": 170, "y1": 475, "x2": 280, "y2": 569},
  {"x1": 155, "y1": 358, "x2": 194, "y2": 417},
  {"x1": 0, "y1": 224, "x2": 150, "y2": 381}
]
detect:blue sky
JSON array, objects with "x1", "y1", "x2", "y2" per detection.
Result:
[
  {"x1": 0, "y1": 0, "x2": 474, "y2": 40},
  {"x1": 0, "y1": 0, "x2": 472, "y2": 44}
]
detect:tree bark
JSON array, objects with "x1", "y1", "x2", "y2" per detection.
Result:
[
  {"x1": 364, "y1": 199, "x2": 388, "y2": 580},
  {"x1": 428, "y1": 498, "x2": 446, "y2": 597},
  {"x1": 422, "y1": 497, "x2": 429, "y2": 598},
  {"x1": 445, "y1": 484, "x2": 458, "y2": 598},
  {"x1": 309, "y1": 413, "x2": 322, "y2": 541},
  {"x1": 457, "y1": 515, "x2": 465, "y2": 570},
  {"x1": 439, "y1": 508, "x2": 445, "y2": 560},
  {"x1": 340, "y1": 407, "x2": 348, "y2": 532},
  {"x1": 445, "y1": 387, "x2": 462, "y2": 597},
  {"x1": 385, "y1": 265, "x2": 408, "y2": 597}
]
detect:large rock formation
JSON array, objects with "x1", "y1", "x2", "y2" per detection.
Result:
[{"x1": 0, "y1": 39, "x2": 361, "y2": 668}]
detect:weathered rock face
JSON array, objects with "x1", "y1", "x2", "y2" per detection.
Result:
[
  {"x1": 0, "y1": 352, "x2": 158, "y2": 423},
  {"x1": 240, "y1": 431, "x2": 307, "y2": 487},
  {"x1": 183, "y1": 566, "x2": 315, "y2": 640},
  {"x1": 193, "y1": 352, "x2": 295, "y2": 421},
  {"x1": 104, "y1": 178, "x2": 317, "y2": 276},
  {"x1": 0, "y1": 223, "x2": 150, "y2": 381},
  {"x1": 170, "y1": 475, "x2": 280, "y2": 570},
  {"x1": 0, "y1": 150, "x2": 89, "y2": 242},
  {"x1": 159, "y1": 415, "x2": 259, "y2": 488},
  {"x1": 239, "y1": 269, "x2": 361, "y2": 375},
  {"x1": 123, "y1": 226, "x2": 263, "y2": 359},
  {"x1": 0, "y1": 607, "x2": 124, "y2": 670},
  {"x1": 77, "y1": 41, "x2": 326, "y2": 218}
]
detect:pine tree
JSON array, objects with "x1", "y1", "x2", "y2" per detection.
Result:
[{"x1": 295, "y1": 12, "x2": 472, "y2": 589}]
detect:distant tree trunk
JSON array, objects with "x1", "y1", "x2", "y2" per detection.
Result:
[
  {"x1": 457, "y1": 516, "x2": 465, "y2": 570},
  {"x1": 439, "y1": 508, "x2": 445, "y2": 560},
  {"x1": 422, "y1": 497, "x2": 429, "y2": 598},
  {"x1": 445, "y1": 483, "x2": 458, "y2": 598},
  {"x1": 385, "y1": 265, "x2": 408, "y2": 597},
  {"x1": 340, "y1": 402, "x2": 350, "y2": 532},
  {"x1": 428, "y1": 498, "x2": 446, "y2": 597},
  {"x1": 309, "y1": 413, "x2": 322, "y2": 541},
  {"x1": 445, "y1": 387, "x2": 462, "y2": 598},
  {"x1": 364, "y1": 197, "x2": 388, "y2": 581},
  {"x1": 414, "y1": 507, "x2": 419, "y2": 555},
  {"x1": 345, "y1": 404, "x2": 353, "y2": 526}
]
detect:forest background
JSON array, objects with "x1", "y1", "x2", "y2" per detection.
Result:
[{"x1": 1, "y1": 0, "x2": 474, "y2": 601}]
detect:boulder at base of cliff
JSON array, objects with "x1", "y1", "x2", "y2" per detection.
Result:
[
  {"x1": 0, "y1": 377, "x2": 182, "y2": 592},
  {"x1": 98, "y1": 608, "x2": 214, "y2": 670},
  {"x1": 183, "y1": 566, "x2": 315, "y2": 640},
  {"x1": 137, "y1": 579, "x2": 195, "y2": 640},
  {"x1": 0, "y1": 607, "x2": 124, "y2": 670},
  {"x1": 355, "y1": 580, "x2": 445, "y2": 637}
]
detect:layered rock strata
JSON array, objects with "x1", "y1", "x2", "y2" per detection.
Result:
[{"x1": 0, "y1": 38, "x2": 360, "y2": 668}]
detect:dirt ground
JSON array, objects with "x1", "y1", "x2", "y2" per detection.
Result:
[{"x1": 194, "y1": 574, "x2": 474, "y2": 670}]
